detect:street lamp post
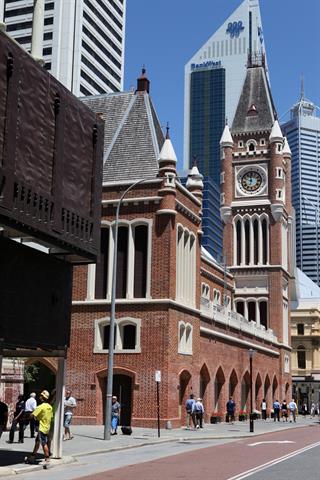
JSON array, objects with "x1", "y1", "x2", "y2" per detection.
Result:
[
  {"x1": 249, "y1": 349, "x2": 255, "y2": 433},
  {"x1": 104, "y1": 179, "x2": 144, "y2": 440}
]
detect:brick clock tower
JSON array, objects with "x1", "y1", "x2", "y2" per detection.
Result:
[{"x1": 220, "y1": 60, "x2": 293, "y2": 395}]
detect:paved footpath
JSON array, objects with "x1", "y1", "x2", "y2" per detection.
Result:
[{"x1": 0, "y1": 416, "x2": 318, "y2": 477}]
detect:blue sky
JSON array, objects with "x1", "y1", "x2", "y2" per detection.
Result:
[{"x1": 124, "y1": 0, "x2": 320, "y2": 170}]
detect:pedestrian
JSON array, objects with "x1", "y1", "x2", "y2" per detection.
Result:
[
  {"x1": 63, "y1": 389, "x2": 77, "y2": 440},
  {"x1": 8, "y1": 394, "x2": 25, "y2": 443},
  {"x1": 310, "y1": 402, "x2": 316, "y2": 418},
  {"x1": 193, "y1": 397, "x2": 204, "y2": 429},
  {"x1": 302, "y1": 402, "x2": 308, "y2": 416},
  {"x1": 261, "y1": 398, "x2": 267, "y2": 420},
  {"x1": 288, "y1": 398, "x2": 297, "y2": 423},
  {"x1": 0, "y1": 399, "x2": 8, "y2": 439},
  {"x1": 226, "y1": 396, "x2": 236, "y2": 424},
  {"x1": 111, "y1": 395, "x2": 121, "y2": 435},
  {"x1": 24, "y1": 392, "x2": 37, "y2": 438},
  {"x1": 281, "y1": 400, "x2": 288, "y2": 421},
  {"x1": 25, "y1": 390, "x2": 53, "y2": 469},
  {"x1": 273, "y1": 399, "x2": 281, "y2": 422},
  {"x1": 185, "y1": 394, "x2": 196, "y2": 429}
]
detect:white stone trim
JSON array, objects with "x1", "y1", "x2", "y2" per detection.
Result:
[
  {"x1": 156, "y1": 209, "x2": 177, "y2": 216},
  {"x1": 86, "y1": 264, "x2": 96, "y2": 300},
  {"x1": 102, "y1": 196, "x2": 161, "y2": 206},
  {"x1": 200, "y1": 326, "x2": 279, "y2": 356}
]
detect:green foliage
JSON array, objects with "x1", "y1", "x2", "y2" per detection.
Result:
[{"x1": 24, "y1": 364, "x2": 40, "y2": 383}]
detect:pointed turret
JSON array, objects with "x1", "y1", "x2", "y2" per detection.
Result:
[
  {"x1": 269, "y1": 120, "x2": 284, "y2": 144},
  {"x1": 282, "y1": 137, "x2": 291, "y2": 156},
  {"x1": 158, "y1": 127, "x2": 177, "y2": 165},
  {"x1": 157, "y1": 125, "x2": 177, "y2": 217},
  {"x1": 186, "y1": 163, "x2": 204, "y2": 201},
  {"x1": 220, "y1": 124, "x2": 233, "y2": 147}
]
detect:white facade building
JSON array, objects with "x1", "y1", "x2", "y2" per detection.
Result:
[
  {"x1": 283, "y1": 96, "x2": 320, "y2": 286},
  {"x1": 184, "y1": 0, "x2": 266, "y2": 171},
  {"x1": 0, "y1": 0, "x2": 126, "y2": 96}
]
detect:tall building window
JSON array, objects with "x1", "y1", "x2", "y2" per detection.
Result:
[
  {"x1": 259, "y1": 301, "x2": 268, "y2": 329},
  {"x1": 134, "y1": 225, "x2": 148, "y2": 298},
  {"x1": 95, "y1": 227, "x2": 109, "y2": 299},
  {"x1": 89, "y1": 220, "x2": 151, "y2": 300},
  {"x1": 297, "y1": 345, "x2": 306, "y2": 369},
  {"x1": 297, "y1": 323, "x2": 304, "y2": 335},
  {"x1": 176, "y1": 225, "x2": 196, "y2": 307},
  {"x1": 116, "y1": 226, "x2": 128, "y2": 298}
]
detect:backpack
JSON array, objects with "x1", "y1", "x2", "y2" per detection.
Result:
[{"x1": 185, "y1": 399, "x2": 194, "y2": 411}]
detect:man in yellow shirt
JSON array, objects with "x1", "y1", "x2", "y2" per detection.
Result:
[{"x1": 25, "y1": 390, "x2": 53, "y2": 468}]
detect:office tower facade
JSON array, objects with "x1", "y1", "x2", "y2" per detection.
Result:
[
  {"x1": 1, "y1": 0, "x2": 126, "y2": 96},
  {"x1": 184, "y1": 0, "x2": 266, "y2": 259},
  {"x1": 283, "y1": 95, "x2": 320, "y2": 286}
]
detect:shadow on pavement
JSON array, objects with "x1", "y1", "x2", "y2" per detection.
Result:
[{"x1": 0, "y1": 448, "x2": 44, "y2": 466}]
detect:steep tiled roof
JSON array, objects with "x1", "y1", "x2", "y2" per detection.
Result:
[
  {"x1": 231, "y1": 66, "x2": 276, "y2": 135},
  {"x1": 81, "y1": 91, "x2": 164, "y2": 183}
]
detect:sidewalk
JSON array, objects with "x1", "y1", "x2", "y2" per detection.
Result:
[{"x1": 0, "y1": 416, "x2": 318, "y2": 476}]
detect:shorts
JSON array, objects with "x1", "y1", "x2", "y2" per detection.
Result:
[
  {"x1": 64, "y1": 412, "x2": 73, "y2": 428},
  {"x1": 37, "y1": 431, "x2": 49, "y2": 446}
]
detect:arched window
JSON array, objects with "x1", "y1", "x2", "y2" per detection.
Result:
[
  {"x1": 176, "y1": 226, "x2": 196, "y2": 307},
  {"x1": 248, "y1": 142, "x2": 255, "y2": 151},
  {"x1": 248, "y1": 301, "x2": 256, "y2": 322},
  {"x1": 253, "y1": 219, "x2": 259, "y2": 264},
  {"x1": 236, "y1": 301, "x2": 244, "y2": 316},
  {"x1": 262, "y1": 218, "x2": 268, "y2": 264},
  {"x1": 116, "y1": 226, "x2": 128, "y2": 298},
  {"x1": 95, "y1": 227, "x2": 109, "y2": 299},
  {"x1": 121, "y1": 324, "x2": 136, "y2": 350},
  {"x1": 297, "y1": 345, "x2": 306, "y2": 369},
  {"x1": 245, "y1": 219, "x2": 250, "y2": 265},
  {"x1": 260, "y1": 301, "x2": 268, "y2": 328},
  {"x1": 134, "y1": 225, "x2": 148, "y2": 298},
  {"x1": 178, "y1": 321, "x2": 193, "y2": 355},
  {"x1": 94, "y1": 318, "x2": 141, "y2": 353},
  {"x1": 236, "y1": 219, "x2": 242, "y2": 265}
]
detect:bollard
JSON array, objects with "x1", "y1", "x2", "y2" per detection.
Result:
[{"x1": 166, "y1": 420, "x2": 172, "y2": 430}]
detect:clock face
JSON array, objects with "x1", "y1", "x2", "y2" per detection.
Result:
[
  {"x1": 235, "y1": 165, "x2": 268, "y2": 197},
  {"x1": 241, "y1": 171, "x2": 262, "y2": 192}
]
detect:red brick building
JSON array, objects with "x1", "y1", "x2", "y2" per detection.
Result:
[{"x1": 67, "y1": 64, "x2": 293, "y2": 427}]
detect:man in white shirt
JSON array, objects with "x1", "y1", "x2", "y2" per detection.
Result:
[
  {"x1": 288, "y1": 399, "x2": 297, "y2": 423},
  {"x1": 24, "y1": 393, "x2": 37, "y2": 438},
  {"x1": 63, "y1": 389, "x2": 77, "y2": 440}
]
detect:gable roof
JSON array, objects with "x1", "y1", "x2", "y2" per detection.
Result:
[
  {"x1": 231, "y1": 66, "x2": 276, "y2": 135},
  {"x1": 81, "y1": 91, "x2": 164, "y2": 183}
]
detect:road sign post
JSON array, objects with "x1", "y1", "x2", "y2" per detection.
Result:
[{"x1": 155, "y1": 370, "x2": 161, "y2": 438}]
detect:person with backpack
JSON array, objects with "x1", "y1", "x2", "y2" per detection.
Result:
[
  {"x1": 193, "y1": 397, "x2": 204, "y2": 429},
  {"x1": 185, "y1": 394, "x2": 195, "y2": 429}
]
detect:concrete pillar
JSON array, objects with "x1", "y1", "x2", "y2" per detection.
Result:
[
  {"x1": 52, "y1": 357, "x2": 65, "y2": 459},
  {"x1": 0, "y1": 0, "x2": 5, "y2": 29},
  {"x1": 31, "y1": 0, "x2": 45, "y2": 63}
]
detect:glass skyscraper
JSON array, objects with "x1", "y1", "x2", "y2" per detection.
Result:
[
  {"x1": 283, "y1": 95, "x2": 320, "y2": 286},
  {"x1": 184, "y1": 0, "x2": 266, "y2": 259},
  {"x1": 1, "y1": 0, "x2": 126, "y2": 96},
  {"x1": 189, "y1": 67, "x2": 225, "y2": 184}
]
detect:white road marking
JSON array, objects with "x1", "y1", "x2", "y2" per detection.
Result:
[
  {"x1": 248, "y1": 440, "x2": 295, "y2": 446},
  {"x1": 225, "y1": 440, "x2": 320, "y2": 480}
]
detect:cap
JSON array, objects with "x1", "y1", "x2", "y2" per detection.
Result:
[
  {"x1": 112, "y1": 396, "x2": 117, "y2": 399},
  {"x1": 40, "y1": 390, "x2": 50, "y2": 400}
]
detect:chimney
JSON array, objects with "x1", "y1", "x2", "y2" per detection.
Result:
[
  {"x1": 31, "y1": 0, "x2": 45, "y2": 65},
  {"x1": 136, "y1": 67, "x2": 150, "y2": 94}
]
